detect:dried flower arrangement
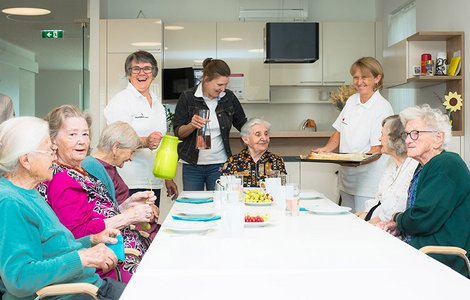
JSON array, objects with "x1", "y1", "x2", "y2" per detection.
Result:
[{"x1": 329, "y1": 84, "x2": 357, "y2": 111}]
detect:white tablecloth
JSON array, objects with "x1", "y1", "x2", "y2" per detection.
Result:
[{"x1": 121, "y1": 191, "x2": 470, "y2": 299}]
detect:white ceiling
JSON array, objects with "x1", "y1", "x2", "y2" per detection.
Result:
[{"x1": 0, "y1": 0, "x2": 87, "y2": 70}]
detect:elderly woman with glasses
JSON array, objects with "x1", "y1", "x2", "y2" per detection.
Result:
[
  {"x1": 378, "y1": 104, "x2": 470, "y2": 276},
  {"x1": 221, "y1": 118, "x2": 286, "y2": 187},
  {"x1": 356, "y1": 115, "x2": 419, "y2": 223},
  {"x1": 104, "y1": 50, "x2": 178, "y2": 207},
  {"x1": 0, "y1": 117, "x2": 126, "y2": 299},
  {"x1": 38, "y1": 105, "x2": 155, "y2": 283}
]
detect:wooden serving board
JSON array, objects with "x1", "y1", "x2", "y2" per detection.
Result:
[{"x1": 299, "y1": 153, "x2": 381, "y2": 167}]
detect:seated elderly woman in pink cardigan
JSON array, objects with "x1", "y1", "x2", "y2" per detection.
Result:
[{"x1": 38, "y1": 105, "x2": 156, "y2": 283}]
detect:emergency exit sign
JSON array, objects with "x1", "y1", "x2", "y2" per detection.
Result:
[{"x1": 41, "y1": 30, "x2": 64, "y2": 39}]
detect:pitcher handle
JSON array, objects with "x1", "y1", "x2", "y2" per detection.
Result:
[{"x1": 259, "y1": 181, "x2": 267, "y2": 194}]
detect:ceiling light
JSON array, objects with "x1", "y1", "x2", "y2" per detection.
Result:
[
  {"x1": 248, "y1": 48, "x2": 264, "y2": 53},
  {"x1": 165, "y1": 25, "x2": 184, "y2": 31},
  {"x1": 2, "y1": 7, "x2": 51, "y2": 16},
  {"x1": 131, "y1": 42, "x2": 161, "y2": 47},
  {"x1": 221, "y1": 37, "x2": 242, "y2": 42}
]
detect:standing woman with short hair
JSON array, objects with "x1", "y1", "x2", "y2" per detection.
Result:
[
  {"x1": 173, "y1": 58, "x2": 247, "y2": 191},
  {"x1": 104, "y1": 50, "x2": 179, "y2": 206}
]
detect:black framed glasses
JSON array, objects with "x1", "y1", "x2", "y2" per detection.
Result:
[
  {"x1": 401, "y1": 130, "x2": 437, "y2": 141},
  {"x1": 129, "y1": 66, "x2": 154, "y2": 74}
]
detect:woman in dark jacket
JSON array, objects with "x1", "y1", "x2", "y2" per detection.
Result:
[{"x1": 173, "y1": 58, "x2": 247, "y2": 191}]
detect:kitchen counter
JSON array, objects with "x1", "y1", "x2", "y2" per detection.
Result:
[
  {"x1": 229, "y1": 131, "x2": 332, "y2": 138},
  {"x1": 230, "y1": 131, "x2": 333, "y2": 156}
]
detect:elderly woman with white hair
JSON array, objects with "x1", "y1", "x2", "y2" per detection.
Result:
[
  {"x1": 221, "y1": 118, "x2": 286, "y2": 187},
  {"x1": 378, "y1": 104, "x2": 470, "y2": 276},
  {"x1": 82, "y1": 121, "x2": 160, "y2": 239},
  {"x1": 0, "y1": 117, "x2": 126, "y2": 299}
]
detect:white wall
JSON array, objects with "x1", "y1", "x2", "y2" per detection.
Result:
[
  {"x1": 35, "y1": 70, "x2": 83, "y2": 118},
  {"x1": 0, "y1": 38, "x2": 38, "y2": 116}
]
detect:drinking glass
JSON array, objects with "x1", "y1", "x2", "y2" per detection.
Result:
[{"x1": 285, "y1": 183, "x2": 300, "y2": 216}]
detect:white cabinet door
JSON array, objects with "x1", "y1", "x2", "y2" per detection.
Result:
[
  {"x1": 284, "y1": 161, "x2": 301, "y2": 185},
  {"x1": 217, "y1": 22, "x2": 269, "y2": 102},
  {"x1": 163, "y1": 22, "x2": 216, "y2": 69},
  {"x1": 106, "y1": 19, "x2": 163, "y2": 54},
  {"x1": 269, "y1": 23, "x2": 322, "y2": 86},
  {"x1": 300, "y1": 162, "x2": 339, "y2": 203},
  {"x1": 322, "y1": 22, "x2": 375, "y2": 85}
]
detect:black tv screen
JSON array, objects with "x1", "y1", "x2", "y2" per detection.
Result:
[
  {"x1": 162, "y1": 67, "x2": 195, "y2": 100},
  {"x1": 265, "y1": 22, "x2": 319, "y2": 63}
]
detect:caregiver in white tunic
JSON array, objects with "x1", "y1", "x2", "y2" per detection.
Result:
[{"x1": 314, "y1": 57, "x2": 393, "y2": 212}]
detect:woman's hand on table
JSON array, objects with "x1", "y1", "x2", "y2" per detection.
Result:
[
  {"x1": 78, "y1": 243, "x2": 118, "y2": 272},
  {"x1": 376, "y1": 220, "x2": 401, "y2": 236}
]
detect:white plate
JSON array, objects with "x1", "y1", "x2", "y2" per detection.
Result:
[
  {"x1": 308, "y1": 206, "x2": 352, "y2": 215},
  {"x1": 299, "y1": 191, "x2": 323, "y2": 200},
  {"x1": 164, "y1": 221, "x2": 217, "y2": 233},
  {"x1": 244, "y1": 221, "x2": 273, "y2": 228},
  {"x1": 175, "y1": 206, "x2": 216, "y2": 217},
  {"x1": 244, "y1": 201, "x2": 273, "y2": 206},
  {"x1": 180, "y1": 192, "x2": 214, "y2": 199}
]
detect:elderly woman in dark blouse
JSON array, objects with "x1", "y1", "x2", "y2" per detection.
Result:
[{"x1": 221, "y1": 118, "x2": 286, "y2": 187}]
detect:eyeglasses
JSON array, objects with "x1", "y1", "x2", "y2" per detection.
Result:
[
  {"x1": 401, "y1": 130, "x2": 437, "y2": 141},
  {"x1": 31, "y1": 148, "x2": 57, "y2": 158},
  {"x1": 128, "y1": 66, "x2": 154, "y2": 74}
]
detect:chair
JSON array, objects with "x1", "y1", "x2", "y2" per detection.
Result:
[
  {"x1": 420, "y1": 245, "x2": 470, "y2": 277},
  {"x1": 35, "y1": 283, "x2": 99, "y2": 300},
  {"x1": 34, "y1": 248, "x2": 140, "y2": 299}
]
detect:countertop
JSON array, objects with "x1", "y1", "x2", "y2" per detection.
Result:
[{"x1": 229, "y1": 131, "x2": 332, "y2": 138}]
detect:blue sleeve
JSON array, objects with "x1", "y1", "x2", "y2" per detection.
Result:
[{"x1": 0, "y1": 199, "x2": 84, "y2": 298}]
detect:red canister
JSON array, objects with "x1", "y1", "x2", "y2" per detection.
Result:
[{"x1": 421, "y1": 53, "x2": 432, "y2": 75}]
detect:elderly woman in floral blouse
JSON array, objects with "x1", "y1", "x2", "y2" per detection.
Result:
[{"x1": 221, "y1": 118, "x2": 286, "y2": 187}]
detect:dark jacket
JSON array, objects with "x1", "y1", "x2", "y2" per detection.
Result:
[
  {"x1": 396, "y1": 151, "x2": 470, "y2": 276},
  {"x1": 173, "y1": 87, "x2": 247, "y2": 165}
]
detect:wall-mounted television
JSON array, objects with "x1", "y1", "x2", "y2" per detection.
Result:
[
  {"x1": 162, "y1": 67, "x2": 195, "y2": 100},
  {"x1": 265, "y1": 22, "x2": 319, "y2": 64}
]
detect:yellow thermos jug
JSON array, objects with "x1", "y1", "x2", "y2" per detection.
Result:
[{"x1": 153, "y1": 135, "x2": 182, "y2": 179}]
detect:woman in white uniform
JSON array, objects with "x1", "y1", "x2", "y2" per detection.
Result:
[
  {"x1": 313, "y1": 57, "x2": 393, "y2": 212},
  {"x1": 105, "y1": 51, "x2": 178, "y2": 207}
]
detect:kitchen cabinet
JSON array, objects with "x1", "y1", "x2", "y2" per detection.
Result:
[
  {"x1": 383, "y1": 32, "x2": 465, "y2": 135},
  {"x1": 216, "y1": 22, "x2": 269, "y2": 103},
  {"x1": 300, "y1": 162, "x2": 339, "y2": 203},
  {"x1": 100, "y1": 19, "x2": 163, "y2": 107},
  {"x1": 163, "y1": 22, "x2": 216, "y2": 69},
  {"x1": 322, "y1": 22, "x2": 375, "y2": 85},
  {"x1": 269, "y1": 22, "x2": 376, "y2": 87}
]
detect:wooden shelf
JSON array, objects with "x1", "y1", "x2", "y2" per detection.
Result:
[{"x1": 384, "y1": 31, "x2": 464, "y2": 135}]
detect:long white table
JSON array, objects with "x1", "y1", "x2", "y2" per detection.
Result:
[{"x1": 121, "y1": 192, "x2": 470, "y2": 299}]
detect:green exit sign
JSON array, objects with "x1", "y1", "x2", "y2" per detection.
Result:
[{"x1": 41, "y1": 30, "x2": 64, "y2": 39}]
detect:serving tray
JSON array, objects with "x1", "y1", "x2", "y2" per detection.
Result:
[{"x1": 299, "y1": 153, "x2": 381, "y2": 167}]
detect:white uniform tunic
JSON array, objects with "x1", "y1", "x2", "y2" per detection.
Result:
[
  {"x1": 104, "y1": 82, "x2": 167, "y2": 189},
  {"x1": 332, "y1": 90, "x2": 393, "y2": 198}
]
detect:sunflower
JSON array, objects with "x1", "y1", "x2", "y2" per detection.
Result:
[{"x1": 443, "y1": 91, "x2": 463, "y2": 112}]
